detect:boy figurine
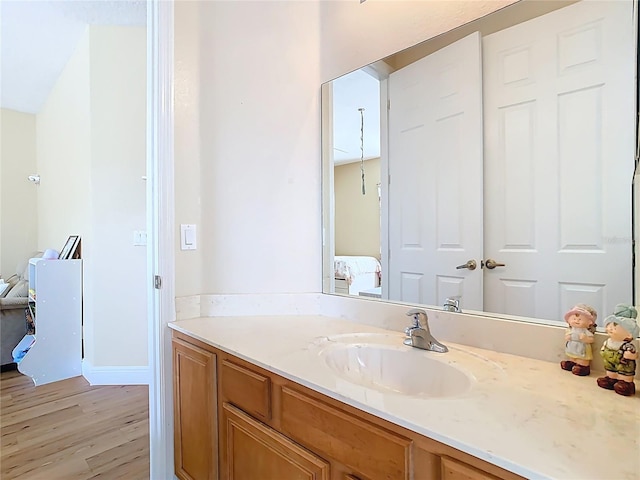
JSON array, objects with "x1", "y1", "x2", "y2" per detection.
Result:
[
  {"x1": 561, "y1": 304, "x2": 597, "y2": 376},
  {"x1": 597, "y1": 304, "x2": 639, "y2": 396}
]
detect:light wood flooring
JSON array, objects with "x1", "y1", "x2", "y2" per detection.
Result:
[{"x1": 0, "y1": 368, "x2": 150, "y2": 479}]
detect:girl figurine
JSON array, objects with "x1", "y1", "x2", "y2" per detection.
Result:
[
  {"x1": 560, "y1": 304, "x2": 597, "y2": 376},
  {"x1": 597, "y1": 304, "x2": 639, "y2": 396}
]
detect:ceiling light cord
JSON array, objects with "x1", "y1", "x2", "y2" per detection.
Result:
[{"x1": 359, "y1": 107, "x2": 365, "y2": 195}]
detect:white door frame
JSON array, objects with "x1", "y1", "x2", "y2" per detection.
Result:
[
  {"x1": 321, "y1": 82, "x2": 336, "y2": 295},
  {"x1": 147, "y1": 1, "x2": 175, "y2": 478}
]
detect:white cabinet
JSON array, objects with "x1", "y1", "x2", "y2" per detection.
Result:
[{"x1": 12, "y1": 258, "x2": 82, "y2": 385}]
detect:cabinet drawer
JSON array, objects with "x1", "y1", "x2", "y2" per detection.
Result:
[
  {"x1": 441, "y1": 457, "x2": 500, "y2": 480},
  {"x1": 221, "y1": 359, "x2": 271, "y2": 422},
  {"x1": 223, "y1": 403, "x2": 329, "y2": 480},
  {"x1": 281, "y1": 386, "x2": 411, "y2": 480}
]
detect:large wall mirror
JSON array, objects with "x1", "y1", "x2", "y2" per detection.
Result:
[{"x1": 322, "y1": 0, "x2": 638, "y2": 331}]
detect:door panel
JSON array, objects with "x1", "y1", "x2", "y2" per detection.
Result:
[
  {"x1": 173, "y1": 338, "x2": 217, "y2": 480},
  {"x1": 483, "y1": 0, "x2": 634, "y2": 323},
  {"x1": 388, "y1": 32, "x2": 484, "y2": 309}
]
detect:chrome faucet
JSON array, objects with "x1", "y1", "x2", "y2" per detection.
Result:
[
  {"x1": 443, "y1": 297, "x2": 461, "y2": 313},
  {"x1": 403, "y1": 308, "x2": 448, "y2": 353}
]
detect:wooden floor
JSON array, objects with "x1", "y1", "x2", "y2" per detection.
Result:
[{"x1": 0, "y1": 368, "x2": 150, "y2": 479}]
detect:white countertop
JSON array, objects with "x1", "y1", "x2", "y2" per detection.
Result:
[{"x1": 169, "y1": 315, "x2": 640, "y2": 480}]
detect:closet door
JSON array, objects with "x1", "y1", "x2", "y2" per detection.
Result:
[
  {"x1": 482, "y1": 0, "x2": 635, "y2": 323},
  {"x1": 387, "y1": 32, "x2": 484, "y2": 310}
]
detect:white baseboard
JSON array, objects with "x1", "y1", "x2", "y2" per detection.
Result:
[{"x1": 82, "y1": 360, "x2": 150, "y2": 385}]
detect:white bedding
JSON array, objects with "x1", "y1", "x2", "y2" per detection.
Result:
[{"x1": 334, "y1": 256, "x2": 381, "y2": 295}]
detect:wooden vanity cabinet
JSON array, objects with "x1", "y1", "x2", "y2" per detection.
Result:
[
  {"x1": 173, "y1": 336, "x2": 218, "y2": 480},
  {"x1": 441, "y1": 457, "x2": 502, "y2": 480},
  {"x1": 172, "y1": 331, "x2": 523, "y2": 480},
  {"x1": 278, "y1": 385, "x2": 411, "y2": 480},
  {"x1": 223, "y1": 402, "x2": 330, "y2": 479}
]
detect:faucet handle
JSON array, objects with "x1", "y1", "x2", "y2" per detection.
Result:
[
  {"x1": 443, "y1": 297, "x2": 461, "y2": 312},
  {"x1": 406, "y1": 308, "x2": 428, "y2": 327}
]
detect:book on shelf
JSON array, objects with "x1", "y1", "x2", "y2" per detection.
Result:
[
  {"x1": 25, "y1": 306, "x2": 35, "y2": 334},
  {"x1": 59, "y1": 235, "x2": 81, "y2": 260}
]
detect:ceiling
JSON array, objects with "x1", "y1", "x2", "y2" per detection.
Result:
[
  {"x1": 4, "y1": 0, "x2": 379, "y2": 159},
  {"x1": 332, "y1": 69, "x2": 381, "y2": 165},
  {"x1": 328, "y1": 1, "x2": 578, "y2": 166},
  {"x1": 1, "y1": 0, "x2": 146, "y2": 114}
]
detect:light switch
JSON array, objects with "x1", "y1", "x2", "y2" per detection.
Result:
[
  {"x1": 133, "y1": 230, "x2": 147, "y2": 246},
  {"x1": 181, "y1": 224, "x2": 197, "y2": 250}
]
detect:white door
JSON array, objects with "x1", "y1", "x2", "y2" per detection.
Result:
[
  {"x1": 482, "y1": 0, "x2": 635, "y2": 325},
  {"x1": 387, "y1": 33, "x2": 484, "y2": 309}
]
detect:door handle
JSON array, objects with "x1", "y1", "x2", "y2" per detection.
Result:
[
  {"x1": 455, "y1": 260, "x2": 477, "y2": 270},
  {"x1": 483, "y1": 258, "x2": 506, "y2": 270}
]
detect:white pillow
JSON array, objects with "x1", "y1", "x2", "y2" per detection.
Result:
[
  {"x1": 5, "y1": 279, "x2": 28, "y2": 298},
  {"x1": 0, "y1": 282, "x2": 9, "y2": 298}
]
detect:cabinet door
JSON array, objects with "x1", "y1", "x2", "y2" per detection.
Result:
[
  {"x1": 441, "y1": 457, "x2": 500, "y2": 480},
  {"x1": 223, "y1": 403, "x2": 329, "y2": 480},
  {"x1": 173, "y1": 338, "x2": 218, "y2": 480}
]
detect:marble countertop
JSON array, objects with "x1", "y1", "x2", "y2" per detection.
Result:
[{"x1": 169, "y1": 315, "x2": 640, "y2": 480}]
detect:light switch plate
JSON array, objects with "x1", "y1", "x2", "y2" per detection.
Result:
[
  {"x1": 180, "y1": 224, "x2": 197, "y2": 250},
  {"x1": 133, "y1": 230, "x2": 147, "y2": 246}
]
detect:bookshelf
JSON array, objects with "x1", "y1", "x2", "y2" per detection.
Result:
[{"x1": 12, "y1": 258, "x2": 82, "y2": 386}]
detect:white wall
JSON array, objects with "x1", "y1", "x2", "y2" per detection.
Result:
[
  {"x1": 334, "y1": 158, "x2": 381, "y2": 258},
  {"x1": 174, "y1": 1, "x2": 203, "y2": 298},
  {"x1": 37, "y1": 29, "x2": 92, "y2": 255},
  {"x1": 174, "y1": 1, "x2": 515, "y2": 298},
  {"x1": 88, "y1": 26, "x2": 147, "y2": 367},
  {"x1": 0, "y1": 109, "x2": 38, "y2": 277},
  {"x1": 197, "y1": 1, "x2": 322, "y2": 295},
  {"x1": 36, "y1": 25, "x2": 147, "y2": 375}
]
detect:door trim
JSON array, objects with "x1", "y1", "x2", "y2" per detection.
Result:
[{"x1": 147, "y1": 1, "x2": 175, "y2": 478}]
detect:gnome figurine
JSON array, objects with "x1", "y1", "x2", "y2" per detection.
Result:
[
  {"x1": 560, "y1": 304, "x2": 597, "y2": 376},
  {"x1": 597, "y1": 304, "x2": 640, "y2": 396}
]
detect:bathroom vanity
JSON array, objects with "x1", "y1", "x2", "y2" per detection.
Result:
[{"x1": 169, "y1": 314, "x2": 640, "y2": 480}]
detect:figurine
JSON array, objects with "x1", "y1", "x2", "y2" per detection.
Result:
[
  {"x1": 597, "y1": 304, "x2": 639, "y2": 396},
  {"x1": 560, "y1": 304, "x2": 597, "y2": 376}
]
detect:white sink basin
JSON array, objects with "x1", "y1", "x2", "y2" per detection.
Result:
[{"x1": 321, "y1": 343, "x2": 472, "y2": 398}]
